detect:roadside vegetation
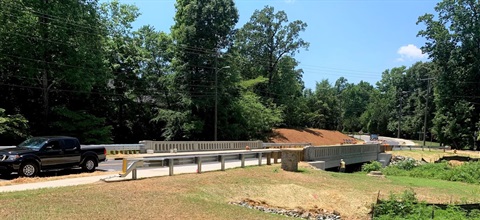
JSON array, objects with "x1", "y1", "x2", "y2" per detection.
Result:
[
  {"x1": 373, "y1": 190, "x2": 480, "y2": 220},
  {"x1": 1, "y1": 0, "x2": 480, "y2": 151},
  {"x1": 358, "y1": 150, "x2": 480, "y2": 219}
]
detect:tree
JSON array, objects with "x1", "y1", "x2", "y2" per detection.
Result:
[
  {"x1": 417, "y1": 0, "x2": 480, "y2": 148},
  {"x1": 235, "y1": 6, "x2": 309, "y2": 127},
  {"x1": 0, "y1": 0, "x2": 107, "y2": 137},
  {"x1": 304, "y1": 80, "x2": 341, "y2": 130},
  {"x1": 340, "y1": 81, "x2": 374, "y2": 133},
  {"x1": 169, "y1": 0, "x2": 239, "y2": 140},
  {"x1": 0, "y1": 108, "x2": 29, "y2": 145}
]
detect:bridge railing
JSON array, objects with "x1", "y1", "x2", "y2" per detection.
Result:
[
  {"x1": 304, "y1": 144, "x2": 382, "y2": 169},
  {"x1": 140, "y1": 140, "x2": 263, "y2": 153}
]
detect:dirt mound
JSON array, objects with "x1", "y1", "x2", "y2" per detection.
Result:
[{"x1": 268, "y1": 128, "x2": 354, "y2": 146}]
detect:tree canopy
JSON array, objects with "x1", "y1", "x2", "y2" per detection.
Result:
[{"x1": 0, "y1": 0, "x2": 479, "y2": 150}]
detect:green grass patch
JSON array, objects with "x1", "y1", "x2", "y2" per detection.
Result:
[
  {"x1": 384, "y1": 161, "x2": 480, "y2": 185},
  {"x1": 373, "y1": 190, "x2": 480, "y2": 220}
]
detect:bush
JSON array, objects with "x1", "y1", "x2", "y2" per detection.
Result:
[
  {"x1": 395, "y1": 158, "x2": 417, "y2": 171},
  {"x1": 362, "y1": 161, "x2": 382, "y2": 173},
  {"x1": 373, "y1": 190, "x2": 474, "y2": 219}
]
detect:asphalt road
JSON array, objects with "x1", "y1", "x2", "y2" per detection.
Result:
[{"x1": 353, "y1": 135, "x2": 416, "y2": 146}]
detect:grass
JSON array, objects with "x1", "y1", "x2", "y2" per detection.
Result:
[{"x1": 1, "y1": 163, "x2": 480, "y2": 220}]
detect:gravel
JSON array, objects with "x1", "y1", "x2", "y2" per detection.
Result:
[{"x1": 229, "y1": 199, "x2": 341, "y2": 220}]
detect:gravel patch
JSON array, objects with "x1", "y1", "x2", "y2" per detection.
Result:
[{"x1": 230, "y1": 199, "x2": 341, "y2": 220}]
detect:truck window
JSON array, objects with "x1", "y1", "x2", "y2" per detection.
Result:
[
  {"x1": 48, "y1": 141, "x2": 61, "y2": 150},
  {"x1": 63, "y1": 139, "x2": 77, "y2": 149}
]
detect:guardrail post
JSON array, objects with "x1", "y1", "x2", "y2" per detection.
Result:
[
  {"x1": 197, "y1": 157, "x2": 202, "y2": 173},
  {"x1": 122, "y1": 158, "x2": 127, "y2": 174},
  {"x1": 258, "y1": 152, "x2": 262, "y2": 166},
  {"x1": 241, "y1": 154, "x2": 245, "y2": 168},
  {"x1": 220, "y1": 155, "x2": 225, "y2": 171},
  {"x1": 267, "y1": 152, "x2": 271, "y2": 165},
  {"x1": 132, "y1": 168, "x2": 137, "y2": 180},
  {"x1": 273, "y1": 152, "x2": 278, "y2": 164},
  {"x1": 169, "y1": 158, "x2": 174, "y2": 176}
]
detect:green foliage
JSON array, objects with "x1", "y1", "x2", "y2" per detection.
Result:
[
  {"x1": 340, "y1": 81, "x2": 375, "y2": 132},
  {"x1": 396, "y1": 158, "x2": 417, "y2": 171},
  {"x1": 170, "y1": 0, "x2": 239, "y2": 141},
  {"x1": 418, "y1": 0, "x2": 480, "y2": 148},
  {"x1": 0, "y1": 108, "x2": 29, "y2": 144},
  {"x1": 231, "y1": 92, "x2": 282, "y2": 140},
  {"x1": 235, "y1": 6, "x2": 309, "y2": 128},
  {"x1": 373, "y1": 190, "x2": 420, "y2": 218},
  {"x1": 51, "y1": 107, "x2": 112, "y2": 144},
  {"x1": 374, "y1": 190, "x2": 475, "y2": 220},
  {"x1": 361, "y1": 161, "x2": 382, "y2": 173},
  {"x1": 383, "y1": 161, "x2": 480, "y2": 185}
]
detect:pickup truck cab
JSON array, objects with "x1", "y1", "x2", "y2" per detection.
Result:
[{"x1": 0, "y1": 136, "x2": 106, "y2": 177}]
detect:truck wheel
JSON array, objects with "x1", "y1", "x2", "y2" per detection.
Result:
[
  {"x1": 82, "y1": 157, "x2": 97, "y2": 172},
  {"x1": 19, "y1": 162, "x2": 39, "y2": 177}
]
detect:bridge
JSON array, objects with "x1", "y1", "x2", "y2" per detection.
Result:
[{"x1": 114, "y1": 141, "x2": 390, "y2": 176}]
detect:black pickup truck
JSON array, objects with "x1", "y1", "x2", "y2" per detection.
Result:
[{"x1": 0, "y1": 136, "x2": 106, "y2": 177}]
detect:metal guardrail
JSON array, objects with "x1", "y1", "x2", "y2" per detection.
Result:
[
  {"x1": 119, "y1": 149, "x2": 281, "y2": 180},
  {"x1": 263, "y1": 143, "x2": 311, "y2": 148},
  {"x1": 82, "y1": 144, "x2": 144, "y2": 151}
]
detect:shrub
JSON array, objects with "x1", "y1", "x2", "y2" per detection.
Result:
[
  {"x1": 373, "y1": 190, "x2": 474, "y2": 219},
  {"x1": 362, "y1": 161, "x2": 382, "y2": 173},
  {"x1": 395, "y1": 158, "x2": 417, "y2": 171},
  {"x1": 382, "y1": 166, "x2": 409, "y2": 176}
]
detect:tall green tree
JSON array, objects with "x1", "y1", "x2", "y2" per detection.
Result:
[
  {"x1": 417, "y1": 0, "x2": 480, "y2": 148},
  {"x1": 235, "y1": 6, "x2": 308, "y2": 128},
  {"x1": 340, "y1": 81, "x2": 375, "y2": 133},
  {"x1": 305, "y1": 80, "x2": 341, "y2": 130},
  {"x1": 169, "y1": 0, "x2": 239, "y2": 140},
  {"x1": 0, "y1": 0, "x2": 109, "y2": 139},
  {"x1": 0, "y1": 108, "x2": 29, "y2": 145}
]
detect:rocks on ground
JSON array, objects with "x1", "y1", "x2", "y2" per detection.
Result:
[
  {"x1": 389, "y1": 155, "x2": 427, "y2": 166},
  {"x1": 229, "y1": 198, "x2": 341, "y2": 220}
]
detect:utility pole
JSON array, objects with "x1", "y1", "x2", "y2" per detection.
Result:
[
  {"x1": 397, "y1": 91, "x2": 407, "y2": 138},
  {"x1": 214, "y1": 48, "x2": 230, "y2": 141},
  {"x1": 398, "y1": 96, "x2": 401, "y2": 138},
  {"x1": 214, "y1": 50, "x2": 218, "y2": 141},
  {"x1": 420, "y1": 77, "x2": 434, "y2": 151}
]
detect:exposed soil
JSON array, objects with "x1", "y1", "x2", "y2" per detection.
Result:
[{"x1": 268, "y1": 128, "x2": 356, "y2": 146}]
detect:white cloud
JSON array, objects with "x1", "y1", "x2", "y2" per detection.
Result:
[{"x1": 396, "y1": 44, "x2": 426, "y2": 62}]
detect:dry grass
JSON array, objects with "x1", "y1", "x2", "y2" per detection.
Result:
[
  {"x1": 1, "y1": 162, "x2": 480, "y2": 220},
  {"x1": 388, "y1": 149, "x2": 480, "y2": 162}
]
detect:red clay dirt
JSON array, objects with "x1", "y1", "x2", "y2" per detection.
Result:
[{"x1": 268, "y1": 128, "x2": 355, "y2": 146}]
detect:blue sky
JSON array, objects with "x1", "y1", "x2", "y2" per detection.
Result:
[{"x1": 114, "y1": 0, "x2": 439, "y2": 89}]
